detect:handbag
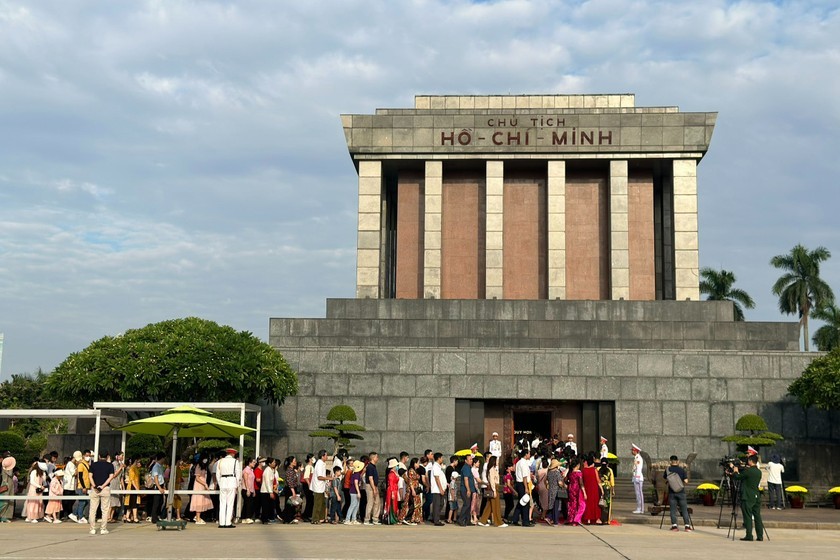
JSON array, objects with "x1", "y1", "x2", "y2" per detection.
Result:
[
  {"x1": 0, "y1": 485, "x2": 8, "y2": 493},
  {"x1": 598, "y1": 497, "x2": 607, "y2": 508}
]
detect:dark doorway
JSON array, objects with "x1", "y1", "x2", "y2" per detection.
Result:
[{"x1": 513, "y1": 411, "x2": 552, "y2": 447}]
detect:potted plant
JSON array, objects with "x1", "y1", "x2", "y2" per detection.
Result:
[
  {"x1": 785, "y1": 485, "x2": 808, "y2": 509},
  {"x1": 828, "y1": 487, "x2": 840, "y2": 509},
  {"x1": 695, "y1": 483, "x2": 720, "y2": 506}
]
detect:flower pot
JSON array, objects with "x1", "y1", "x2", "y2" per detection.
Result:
[
  {"x1": 789, "y1": 496, "x2": 804, "y2": 509},
  {"x1": 833, "y1": 495, "x2": 840, "y2": 509},
  {"x1": 701, "y1": 493, "x2": 716, "y2": 507}
]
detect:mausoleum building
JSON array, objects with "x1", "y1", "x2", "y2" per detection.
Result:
[{"x1": 267, "y1": 94, "x2": 832, "y2": 479}]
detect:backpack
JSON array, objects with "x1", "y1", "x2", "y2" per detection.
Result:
[{"x1": 666, "y1": 467, "x2": 685, "y2": 493}]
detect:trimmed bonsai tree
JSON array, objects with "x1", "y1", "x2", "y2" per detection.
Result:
[
  {"x1": 721, "y1": 414, "x2": 784, "y2": 453},
  {"x1": 309, "y1": 405, "x2": 366, "y2": 456}
]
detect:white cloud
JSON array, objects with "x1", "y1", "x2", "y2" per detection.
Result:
[{"x1": 1, "y1": 0, "x2": 839, "y2": 375}]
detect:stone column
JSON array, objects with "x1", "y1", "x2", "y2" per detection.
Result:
[
  {"x1": 547, "y1": 160, "x2": 566, "y2": 299},
  {"x1": 356, "y1": 160, "x2": 382, "y2": 298},
  {"x1": 486, "y1": 161, "x2": 504, "y2": 299},
  {"x1": 610, "y1": 160, "x2": 630, "y2": 300},
  {"x1": 673, "y1": 159, "x2": 700, "y2": 300},
  {"x1": 423, "y1": 160, "x2": 443, "y2": 299}
]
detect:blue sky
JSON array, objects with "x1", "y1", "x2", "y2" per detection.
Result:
[{"x1": 1, "y1": 0, "x2": 839, "y2": 377}]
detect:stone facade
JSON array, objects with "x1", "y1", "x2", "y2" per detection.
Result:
[{"x1": 267, "y1": 299, "x2": 831, "y2": 479}]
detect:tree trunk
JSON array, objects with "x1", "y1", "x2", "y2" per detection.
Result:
[{"x1": 803, "y1": 302, "x2": 811, "y2": 352}]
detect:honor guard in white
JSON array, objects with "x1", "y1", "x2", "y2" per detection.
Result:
[
  {"x1": 599, "y1": 436, "x2": 609, "y2": 460},
  {"x1": 488, "y1": 432, "x2": 502, "y2": 459},
  {"x1": 217, "y1": 448, "x2": 242, "y2": 528}
]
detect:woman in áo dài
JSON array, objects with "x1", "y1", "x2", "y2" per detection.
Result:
[{"x1": 599, "y1": 458, "x2": 615, "y2": 524}]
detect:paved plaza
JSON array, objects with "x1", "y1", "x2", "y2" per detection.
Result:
[{"x1": 2, "y1": 506, "x2": 838, "y2": 560}]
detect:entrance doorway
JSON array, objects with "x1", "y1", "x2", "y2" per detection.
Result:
[{"x1": 513, "y1": 411, "x2": 552, "y2": 447}]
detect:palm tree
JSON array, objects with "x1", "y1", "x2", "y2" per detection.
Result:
[
  {"x1": 699, "y1": 267, "x2": 755, "y2": 321},
  {"x1": 770, "y1": 244, "x2": 835, "y2": 351},
  {"x1": 811, "y1": 303, "x2": 840, "y2": 352}
]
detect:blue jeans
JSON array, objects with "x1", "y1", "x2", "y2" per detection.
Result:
[
  {"x1": 768, "y1": 483, "x2": 783, "y2": 509},
  {"x1": 328, "y1": 496, "x2": 342, "y2": 521},
  {"x1": 345, "y1": 494, "x2": 360, "y2": 522},
  {"x1": 669, "y1": 490, "x2": 691, "y2": 527},
  {"x1": 457, "y1": 486, "x2": 472, "y2": 525},
  {"x1": 74, "y1": 489, "x2": 88, "y2": 519}
]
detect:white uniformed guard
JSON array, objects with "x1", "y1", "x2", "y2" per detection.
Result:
[
  {"x1": 488, "y1": 432, "x2": 502, "y2": 459},
  {"x1": 599, "y1": 436, "x2": 609, "y2": 459},
  {"x1": 217, "y1": 448, "x2": 242, "y2": 528}
]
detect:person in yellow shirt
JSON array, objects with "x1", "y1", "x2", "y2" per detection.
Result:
[{"x1": 123, "y1": 457, "x2": 142, "y2": 523}]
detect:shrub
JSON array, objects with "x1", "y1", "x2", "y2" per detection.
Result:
[{"x1": 0, "y1": 431, "x2": 27, "y2": 458}]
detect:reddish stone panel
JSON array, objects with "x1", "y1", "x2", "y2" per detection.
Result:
[
  {"x1": 565, "y1": 171, "x2": 609, "y2": 300},
  {"x1": 441, "y1": 170, "x2": 486, "y2": 299},
  {"x1": 628, "y1": 170, "x2": 656, "y2": 300},
  {"x1": 395, "y1": 171, "x2": 424, "y2": 299},
  {"x1": 503, "y1": 171, "x2": 547, "y2": 299}
]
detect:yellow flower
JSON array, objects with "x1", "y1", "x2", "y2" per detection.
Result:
[
  {"x1": 696, "y1": 483, "x2": 720, "y2": 491},
  {"x1": 828, "y1": 486, "x2": 840, "y2": 494},
  {"x1": 785, "y1": 485, "x2": 808, "y2": 494}
]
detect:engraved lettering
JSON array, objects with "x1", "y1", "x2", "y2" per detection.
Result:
[
  {"x1": 599, "y1": 130, "x2": 613, "y2": 145},
  {"x1": 581, "y1": 130, "x2": 594, "y2": 145},
  {"x1": 492, "y1": 131, "x2": 504, "y2": 145},
  {"x1": 441, "y1": 131, "x2": 454, "y2": 145},
  {"x1": 552, "y1": 131, "x2": 567, "y2": 145},
  {"x1": 507, "y1": 132, "x2": 520, "y2": 145},
  {"x1": 457, "y1": 129, "x2": 472, "y2": 145}
]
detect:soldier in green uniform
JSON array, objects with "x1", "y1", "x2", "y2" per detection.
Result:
[{"x1": 732, "y1": 453, "x2": 764, "y2": 541}]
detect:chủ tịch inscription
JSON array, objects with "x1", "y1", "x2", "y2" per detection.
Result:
[{"x1": 440, "y1": 116, "x2": 615, "y2": 147}]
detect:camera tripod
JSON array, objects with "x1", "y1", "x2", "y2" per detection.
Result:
[
  {"x1": 715, "y1": 472, "x2": 740, "y2": 539},
  {"x1": 716, "y1": 471, "x2": 770, "y2": 541}
]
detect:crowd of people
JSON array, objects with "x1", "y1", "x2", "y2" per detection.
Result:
[{"x1": 1, "y1": 432, "x2": 629, "y2": 530}]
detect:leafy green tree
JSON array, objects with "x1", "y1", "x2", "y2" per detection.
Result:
[
  {"x1": 0, "y1": 431, "x2": 27, "y2": 458},
  {"x1": 0, "y1": 370, "x2": 70, "y2": 454},
  {"x1": 125, "y1": 434, "x2": 164, "y2": 459},
  {"x1": 309, "y1": 405, "x2": 366, "y2": 456},
  {"x1": 811, "y1": 303, "x2": 840, "y2": 352},
  {"x1": 45, "y1": 317, "x2": 298, "y2": 405},
  {"x1": 699, "y1": 267, "x2": 755, "y2": 321},
  {"x1": 771, "y1": 244, "x2": 835, "y2": 351},
  {"x1": 788, "y1": 347, "x2": 840, "y2": 410},
  {"x1": 721, "y1": 414, "x2": 783, "y2": 452}
]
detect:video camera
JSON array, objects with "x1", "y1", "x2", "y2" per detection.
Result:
[{"x1": 719, "y1": 455, "x2": 745, "y2": 473}]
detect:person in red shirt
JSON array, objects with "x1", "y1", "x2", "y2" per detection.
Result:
[{"x1": 253, "y1": 457, "x2": 265, "y2": 522}]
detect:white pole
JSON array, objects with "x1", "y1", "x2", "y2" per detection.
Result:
[
  {"x1": 255, "y1": 409, "x2": 262, "y2": 459},
  {"x1": 167, "y1": 427, "x2": 179, "y2": 522},
  {"x1": 93, "y1": 411, "x2": 101, "y2": 459}
]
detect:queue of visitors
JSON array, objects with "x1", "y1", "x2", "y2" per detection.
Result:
[{"x1": 1, "y1": 434, "x2": 620, "y2": 530}]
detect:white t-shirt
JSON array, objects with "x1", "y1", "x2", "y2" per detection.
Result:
[
  {"x1": 311, "y1": 459, "x2": 328, "y2": 493},
  {"x1": 429, "y1": 462, "x2": 446, "y2": 494},
  {"x1": 766, "y1": 461, "x2": 785, "y2": 485},
  {"x1": 515, "y1": 458, "x2": 531, "y2": 483}
]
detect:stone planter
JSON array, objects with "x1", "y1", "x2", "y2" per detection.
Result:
[
  {"x1": 833, "y1": 494, "x2": 840, "y2": 509},
  {"x1": 701, "y1": 493, "x2": 716, "y2": 507}
]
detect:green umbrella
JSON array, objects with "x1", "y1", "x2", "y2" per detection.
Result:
[{"x1": 118, "y1": 405, "x2": 255, "y2": 523}]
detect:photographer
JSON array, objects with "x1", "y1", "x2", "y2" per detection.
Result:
[
  {"x1": 732, "y1": 453, "x2": 764, "y2": 542},
  {"x1": 665, "y1": 455, "x2": 692, "y2": 532}
]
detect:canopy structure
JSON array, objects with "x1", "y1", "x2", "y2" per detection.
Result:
[
  {"x1": 0, "y1": 408, "x2": 123, "y2": 459},
  {"x1": 118, "y1": 405, "x2": 255, "y2": 523},
  {"x1": 94, "y1": 402, "x2": 262, "y2": 461}
]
